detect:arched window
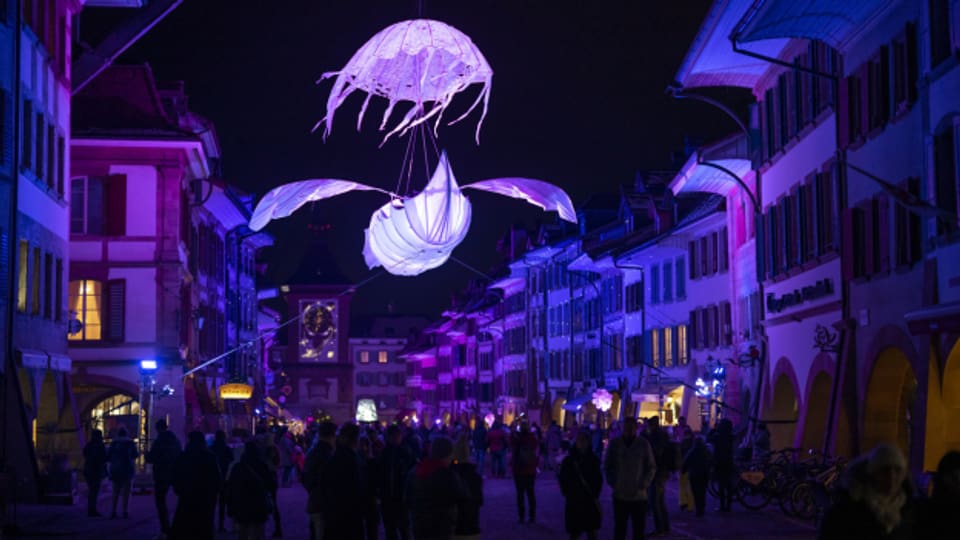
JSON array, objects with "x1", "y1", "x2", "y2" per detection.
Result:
[{"x1": 68, "y1": 280, "x2": 102, "y2": 340}]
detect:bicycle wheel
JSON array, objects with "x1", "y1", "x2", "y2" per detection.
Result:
[
  {"x1": 789, "y1": 482, "x2": 817, "y2": 520},
  {"x1": 736, "y1": 475, "x2": 773, "y2": 510}
]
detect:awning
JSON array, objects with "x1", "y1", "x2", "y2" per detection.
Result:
[
  {"x1": 734, "y1": 0, "x2": 895, "y2": 50},
  {"x1": 19, "y1": 350, "x2": 48, "y2": 369},
  {"x1": 631, "y1": 378, "x2": 686, "y2": 404},
  {"x1": 562, "y1": 393, "x2": 594, "y2": 412},
  {"x1": 675, "y1": 0, "x2": 789, "y2": 89},
  {"x1": 48, "y1": 354, "x2": 71, "y2": 372},
  {"x1": 905, "y1": 301, "x2": 960, "y2": 334}
]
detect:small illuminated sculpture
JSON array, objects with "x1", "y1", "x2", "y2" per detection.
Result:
[
  {"x1": 316, "y1": 19, "x2": 493, "y2": 144},
  {"x1": 249, "y1": 151, "x2": 577, "y2": 276},
  {"x1": 591, "y1": 388, "x2": 613, "y2": 413},
  {"x1": 356, "y1": 398, "x2": 378, "y2": 423},
  {"x1": 484, "y1": 412, "x2": 495, "y2": 428}
]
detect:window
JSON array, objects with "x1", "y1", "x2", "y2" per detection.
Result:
[
  {"x1": 626, "y1": 281, "x2": 643, "y2": 312},
  {"x1": 688, "y1": 241, "x2": 699, "y2": 280},
  {"x1": 16, "y1": 240, "x2": 27, "y2": 312},
  {"x1": 70, "y1": 176, "x2": 127, "y2": 235},
  {"x1": 764, "y1": 88, "x2": 776, "y2": 160},
  {"x1": 675, "y1": 256, "x2": 685, "y2": 299},
  {"x1": 359, "y1": 351, "x2": 370, "y2": 364},
  {"x1": 894, "y1": 178, "x2": 923, "y2": 266},
  {"x1": 651, "y1": 328, "x2": 660, "y2": 367},
  {"x1": 664, "y1": 327, "x2": 673, "y2": 367},
  {"x1": 0, "y1": 89, "x2": 7, "y2": 166},
  {"x1": 867, "y1": 48, "x2": 890, "y2": 132},
  {"x1": 650, "y1": 264, "x2": 660, "y2": 304},
  {"x1": 720, "y1": 302, "x2": 732, "y2": 346},
  {"x1": 689, "y1": 309, "x2": 700, "y2": 350},
  {"x1": 28, "y1": 247, "x2": 38, "y2": 314},
  {"x1": 21, "y1": 100, "x2": 32, "y2": 170},
  {"x1": 378, "y1": 350, "x2": 388, "y2": 364},
  {"x1": 845, "y1": 74, "x2": 863, "y2": 145},
  {"x1": 43, "y1": 253, "x2": 52, "y2": 319},
  {"x1": 816, "y1": 168, "x2": 837, "y2": 253},
  {"x1": 718, "y1": 227, "x2": 729, "y2": 272},
  {"x1": 55, "y1": 258, "x2": 62, "y2": 321},
  {"x1": 892, "y1": 24, "x2": 918, "y2": 113},
  {"x1": 677, "y1": 325, "x2": 689, "y2": 366},
  {"x1": 34, "y1": 113, "x2": 44, "y2": 180},
  {"x1": 662, "y1": 261, "x2": 672, "y2": 302},
  {"x1": 929, "y1": 0, "x2": 953, "y2": 68},
  {"x1": 933, "y1": 123, "x2": 958, "y2": 236},
  {"x1": 68, "y1": 280, "x2": 102, "y2": 340},
  {"x1": 626, "y1": 335, "x2": 642, "y2": 366}
]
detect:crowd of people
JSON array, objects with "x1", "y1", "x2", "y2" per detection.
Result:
[{"x1": 80, "y1": 414, "x2": 960, "y2": 540}]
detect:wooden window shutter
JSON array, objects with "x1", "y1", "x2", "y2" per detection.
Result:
[
  {"x1": 722, "y1": 302, "x2": 733, "y2": 346},
  {"x1": 858, "y1": 65, "x2": 870, "y2": 139},
  {"x1": 905, "y1": 23, "x2": 918, "y2": 104},
  {"x1": 841, "y1": 208, "x2": 856, "y2": 281},
  {"x1": 863, "y1": 201, "x2": 876, "y2": 276},
  {"x1": 710, "y1": 231, "x2": 719, "y2": 274},
  {"x1": 877, "y1": 193, "x2": 891, "y2": 273},
  {"x1": 689, "y1": 309, "x2": 698, "y2": 351},
  {"x1": 689, "y1": 240, "x2": 699, "y2": 279},
  {"x1": 719, "y1": 227, "x2": 729, "y2": 272},
  {"x1": 838, "y1": 74, "x2": 851, "y2": 148},
  {"x1": 105, "y1": 279, "x2": 125, "y2": 342},
  {"x1": 106, "y1": 174, "x2": 127, "y2": 236},
  {"x1": 803, "y1": 172, "x2": 818, "y2": 260}
]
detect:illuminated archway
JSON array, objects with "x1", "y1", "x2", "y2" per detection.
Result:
[
  {"x1": 552, "y1": 397, "x2": 567, "y2": 427},
  {"x1": 765, "y1": 374, "x2": 799, "y2": 451},
  {"x1": 801, "y1": 372, "x2": 832, "y2": 451},
  {"x1": 863, "y1": 347, "x2": 917, "y2": 460},
  {"x1": 87, "y1": 393, "x2": 140, "y2": 440},
  {"x1": 927, "y1": 338, "x2": 960, "y2": 468}
]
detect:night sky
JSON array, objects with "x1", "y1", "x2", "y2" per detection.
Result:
[{"x1": 83, "y1": 1, "x2": 748, "y2": 318}]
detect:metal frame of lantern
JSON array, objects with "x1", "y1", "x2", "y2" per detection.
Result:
[{"x1": 220, "y1": 382, "x2": 254, "y2": 401}]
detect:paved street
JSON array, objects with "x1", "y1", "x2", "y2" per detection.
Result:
[{"x1": 2, "y1": 472, "x2": 814, "y2": 540}]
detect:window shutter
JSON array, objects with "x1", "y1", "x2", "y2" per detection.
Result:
[
  {"x1": 838, "y1": 74, "x2": 851, "y2": 148},
  {"x1": 877, "y1": 194, "x2": 891, "y2": 273},
  {"x1": 105, "y1": 279, "x2": 125, "y2": 342},
  {"x1": 711, "y1": 305, "x2": 720, "y2": 348},
  {"x1": 863, "y1": 201, "x2": 875, "y2": 276},
  {"x1": 719, "y1": 227, "x2": 729, "y2": 272},
  {"x1": 722, "y1": 302, "x2": 732, "y2": 346},
  {"x1": 0, "y1": 229, "x2": 7, "y2": 293},
  {"x1": 105, "y1": 174, "x2": 126, "y2": 236},
  {"x1": 689, "y1": 310, "x2": 698, "y2": 351},
  {"x1": 858, "y1": 65, "x2": 870, "y2": 139},
  {"x1": 689, "y1": 240, "x2": 699, "y2": 279},
  {"x1": 710, "y1": 232, "x2": 719, "y2": 274},
  {"x1": 905, "y1": 23, "x2": 918, "y2": 104},
  {"x1": 676, "y1": 256, "x2": 686, "y2": 298},
  {"x1": 766, "y1": 207, "x2": 777, "y2": 279}
]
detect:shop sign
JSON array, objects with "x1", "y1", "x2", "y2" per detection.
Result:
[{"x1": 766, "y1": 279, "x2": 834, "y2": 314}]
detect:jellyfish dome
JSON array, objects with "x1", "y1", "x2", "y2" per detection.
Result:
[
  {"x1": 362, "y1": 153, "x2": 472, "y2": 276},
  {"x1": 318, "y1": 19, "x2": 493, "y2": 144}
]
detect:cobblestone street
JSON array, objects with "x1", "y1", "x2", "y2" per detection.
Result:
[{"x1": 3, "y1": 472, "x2": 815, "y2": 540}]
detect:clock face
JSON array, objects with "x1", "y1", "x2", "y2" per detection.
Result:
[{"x1": 299, "y1": 300, "x2": 337, "y2": 360}]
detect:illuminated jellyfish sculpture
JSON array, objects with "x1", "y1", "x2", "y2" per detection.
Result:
[
  {"x1": 315, "y1": 18, "x2": 493, "y2": 144},
  {"x1": 249, "y1": 151, "x2": 577, "y2": 276}
]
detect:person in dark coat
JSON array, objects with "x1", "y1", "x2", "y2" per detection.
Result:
[
  {"x1": 643, "y1": 416, "x2": 673, "y2": 535},
  {"x1": 322, "y1": 423, "x2": 368, "y2": 540},
  {"x1": 511, "y1": 420, "x2": 540, "y2": 523},
  {"x1": 377, "y1": 425, "x2": 415, "y2": 540},
  {"x1": 211, "y1": 430, "x2": 235, "y2": 532},
  {"x1": 146, "y1": 419, "x2": 182, "y2": 535},
  {"x1": 83, "y1": 429, "x2": 108, "y2": 517},
  {"x1": 559, "y1": 431, "x2": 603, "y2": 540},
  {"x1": 819, "y1": 444, "x2": 916, "y2": 540},
  {"x1": 170, "y1": 431, "x2": 222, "y2": 540},
  {"x1": 451, "y1": 436, "x2": 483, "y2": 539},
  {"x1": 682, "y1": 436, "x2": 711, "y2": 517},
  {"x1": 471, "y1": 422, "x2": 488, "y2": 476},
  {"x1": 358, "y1": 435, "x2": 380, "y2": 540},
  {"x1": 303, "y1": 421, "x2": 337, "y2": 540},
  {"x1": 226, "y1": 442, "x2": 274, "y2": 540},
  {"x1": 407, "y1": 436, "x2": 468, "y2": 540},
  {"x1": 707, "y1": 419, "x2": 735, "y2": 512},
  {"x1": 107, "y1": 426, "x2": 138, "y2": 519},
  {"x1": 915, "y1": 450, "x2": 960, "y2": 540}
]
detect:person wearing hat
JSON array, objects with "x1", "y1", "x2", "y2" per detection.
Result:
[
  {"x1": 451, "y1": 435, "x2": 483, "y2": 540},
  {"x1": 820, "y1": 443, "x2": 916, "y2": 540}
]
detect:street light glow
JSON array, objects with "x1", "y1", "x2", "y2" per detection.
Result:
[{"x1": 140, "y1": 359, "x2": 158, "y2": 371}]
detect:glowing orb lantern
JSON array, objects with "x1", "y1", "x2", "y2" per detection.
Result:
[
  {"x1": 249, "y1": 151, "x2": 577, "y2": 276},
  {"x1": 220, "y1": 382, "x2": 253, "y2": 401},
  {"x1": 592, "y1": 388, "x2": 613, "y2": 413},
  {"x1": 484, "y1": 413, "x2": 495, "y2": 428},
  {"x1": 317, "y1": 19, "x2": 493, "y2": 144},
  {"x1": 356, "y1": 398, "x2": 378, "y2": 423}
]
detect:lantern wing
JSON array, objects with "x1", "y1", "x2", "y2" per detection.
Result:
[
  {"x1": 249, "y1": 179, "x2": 388, "y2": 231},
  {"x1": 463, "y1": 178, "x2": 578, "y2": 223}
]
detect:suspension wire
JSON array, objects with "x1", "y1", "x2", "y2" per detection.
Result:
[
  {"x1": 182, "y1": 267, "x2": 388, "y2": 379},
  {"x1": 449, "y1": 255, "x2": 498, "y2": 282},
  {"x1": 395, "y1": 122, "x2": 417, "y2": 196}
]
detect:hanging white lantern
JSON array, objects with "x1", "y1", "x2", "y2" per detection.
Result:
[
  {"x1": 317, "y1": 19, "x2": 493, "y2": 144},
  {"x1": 249, "y1": 151, "x2": 577, "y2": 277}
]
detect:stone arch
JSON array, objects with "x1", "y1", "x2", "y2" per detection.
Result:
[
  {"x1": 863, "y1": 347, "x2": 918, "y2": 461},
  {"x1": 764, "y1": 357, "x2": 802, "y2": 450},
  {"x1": 929, "y1": 338, "x2": 960, "y2": 467},
  {"x1": 861, "y1": 324, "x2": 922, "y2": 399}
]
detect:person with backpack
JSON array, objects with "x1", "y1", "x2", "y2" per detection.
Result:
[
  {"x1": 510, "y1": 420, "x2": 540, "y2": 524},
  {"x1": 604, "y1": 417, "x2": 656, "y2": 540},
  {"x1": 82, "y1": 429, "x2": 108, "y2": 517},
  {"x1": 107, "y1": 426, "x2": 138, "y2": 519},
  {"x1": 146, "y1": 419, "x2": 182, "y2": 536},
  {"x1": 559, "y1": 431, "x2": 603, "y2": 540},
  {"x1": 226, "y1": 442, "x2": 275, "y2": 540}
]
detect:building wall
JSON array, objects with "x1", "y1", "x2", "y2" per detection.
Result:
[{"x1": 350, "y1": 338, "x2": 408, "y2": 422}]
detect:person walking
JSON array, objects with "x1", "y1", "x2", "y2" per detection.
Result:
[
  {"x1": 510, "y1": 420, "x2": 540, "y2": 524},
  {"x1": 323, "y1": 423, "x2": 368, "y2": 540},
  {"x1": 708, "y1": 419, "x2": 735, "y2": 512},
  {"x1": 211, "y1": 430, "x2": 235, "y2": 532},
  {"x1": 471, "y1": 421, "x2": 488, "y2": 477},
  {"x1": 677, "y1": 425, "x2": 695, "y2": 512},
  {"x1": 682, "y1": 436, "x2": 711, "y2": 517},
  {"x1": 256, "y1": 430, "x2": 283, "y2": 537},
  {"x1": 226, "y1": 442, "x2": 274, "y2": 540},
  {"x1": 303, "y1": 421, "x2": 337, "y2": 540},
  {"x1": 486, "y1": 422, "x2": 507, "y2": 479},
  {"x1": 819, "y1": 444, "x2": 916, "y2": 540},
  {"x1": 146, "y1": 419, "x2": 182, "y2": 536},
  {"x1": 451, "y1": 436, "x2": 483, "y2": 540},
  {"x1": 279, "y1": 429, "x2": 296, "y2": 488},
  {"x1": 82, "y1": 429, "x2": 108, "y2": 517},
  {"x1": 644, "y1": 416, "x2": 674, "y2": 536},
  {"x1": 407, "y1": 436, "x2": 468, "y2": 540},
  {"x1": 559, "y1": 431, "x2": 603, "y2": 540},
  {"x1": 546, "y1": 421, "x2": 563, "y2": 472},
  {"x1": 378, "y1": 425, "x2": 416, "y2": 540},
  {"x1": 170, "y1": 431, "x2": 222, "y2": 540},
  {"x1": 916, "y1": 450, "x2": 960, "y2": 540},
  {"x1": 358, "y1": 435, "x2": 381, "y2": 540},
  {"x1": 604, "y1": 417, "x2": 656, "y2": 540},
  {"x1": 106, "y1": 426, "x2": 138, "y2": 519}
]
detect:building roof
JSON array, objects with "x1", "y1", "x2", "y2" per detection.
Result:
[
  {"x1": 284, "y1": 235, "x2": 352, "y2": 286},
  {"x1": 734, "y1": 0, "x2": 895, "y2": 50}
]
